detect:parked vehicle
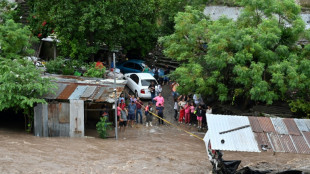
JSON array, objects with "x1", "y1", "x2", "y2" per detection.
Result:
[
  {"x1": 124, "y1": 73, "x2": 158, "y2": 99},
  {"x1": 116, "y1": 59, "x2": 153, "y2": 75}
]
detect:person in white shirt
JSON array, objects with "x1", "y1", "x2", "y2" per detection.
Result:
[
  {"x1": 205, "y1": 106, "x2": 212, "y2": 124},
  {"x1": 156, "y1": 84, "x2": 162, "y2": 96}
]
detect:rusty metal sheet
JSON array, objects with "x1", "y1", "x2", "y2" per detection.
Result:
[
  {"x1": 249, "y1": 117, "x2": 263, "y2": 133},
  {"x1": 303, "y1": 132, "x2": 310, "y2": 147},
  {"x1": 257, "y1": 117, "x2": 276, "y2": 133},
  {"x1": 68, "y1": 85, "x2": 88, "y2": 100},
  {"x1": 57, "y1": 84, "x2": 78, "y2": 100},
  {"x1": 254, "y1": 133, "x2": 273, "y2": 152},
  {"x1": 294, "y1": 119, "x2": 310, "y2": 132},
  {"x1": 44, "y1": 83, "x2": 67, "y2": 99},
  {"x1": 268, "y1": 133, "x2": 285, "y2": 152},
  {"x1": 291, "y1": 135, "x2": 310, "y2": 154},
  {"x1": 279, "y1": 135, "x2": 297, "y2": 153},
  {"x1": 58, "y1": 103, "x2": 70, "y2": 123},
  {"x1": 283, "y1": 118, "x2": 301, "y2": 136},
  {"x1": 80, "y1": 86, "x2": 97, "y2": 98},
  {"x1": 271, "y1": 118, "x2": 289, "y2": 135}
]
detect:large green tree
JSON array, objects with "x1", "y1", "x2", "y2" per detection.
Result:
[
  {"x1": 0, "y1": 1, "x2": 56, "y2": 130},
  {"x1": 28, "y1": 0, "x2": 158, "y2": 60},
  {"x1": 161, "y1": 1, "x2": 310, "y2": 116}
]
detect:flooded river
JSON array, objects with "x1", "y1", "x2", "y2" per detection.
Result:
[{"x1": 1, "y1": 85, "x2": 310, "y2": 173}]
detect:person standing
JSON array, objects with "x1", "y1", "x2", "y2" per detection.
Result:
[
  {"x1": 178, "y1": 96, "x2": 186, "y2": 123},
  {"x1": 118, "y1": 93, "x2": 125, "y2": 104},
  {"x1": 117, "y1": 103, "x2": 122, "y2": 128},
  {"x1": 173, "y1": 98, "x2": 179, "y2": 121},
  {"x1": 190, "y1": 102, "x2": 196, "y2": 126},
  {"x1": 153, "y1": 92, "x2": 165, "y2": 107},
  {"x1": 120, "y1": 99, "x2": 126, "y2": 110},
  {"x1": 196, "y1": 105, "x2": 203, "y2": 129},
  {"x1": 142, "y1": 65, "x2": 150, "y2": 73},
  {"x1": 148, "y1": 81, "x2": 156, "y2": 104},
  {"x1": 135, "y1": 97, "x2": 143, "y2": 124},
  {"x1": 163, "y1": 65, "x2": 170, "y2": 85},
  {"x1": 145, "y1": 102, "x2": 153, "y2": 127},
  {"x1": 205, "y1": 106, "x2": 212, "y2": 127},
  {"x1": 127, "y1": 101, "x2": 136, "y2": 127},
  {"x1": 155, "y1": 84, "x2": 162, "y2": 96},
  {"x1": 156, "y1": 103, "x2": 164, "y2": 125},
  {"x1": 119, "y1": 108, "x2": 128, "y2": 133},
  {"x1": 184, "y1": 102, "x2": 191, "y2": 124}
]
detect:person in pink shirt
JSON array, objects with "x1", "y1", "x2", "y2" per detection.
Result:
[
  {"x1": 190, "y1": 102, "x2": 196, "y2": 125},
  {"x1": 153, "y1": 92, "x2": 165, "y2": 107},
  {"x1": 184, "y1": 102, "x2": 191, "y2": 124}
]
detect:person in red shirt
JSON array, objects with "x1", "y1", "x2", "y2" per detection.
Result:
[{"x1": 120, "y1": 99, "x2": 126, "y2": 110}]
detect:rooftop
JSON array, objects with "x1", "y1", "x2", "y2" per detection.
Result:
[
  {"x1": 204, "y1": 114, "x2": 310, "y2": 154},
  {"x1": 42, "y1": 74, "x2": 127, "y2": 103}
]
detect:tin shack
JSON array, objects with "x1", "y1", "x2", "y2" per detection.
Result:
[{"x1": 34, "y1": 75, "x2": 126, "y2": 137}]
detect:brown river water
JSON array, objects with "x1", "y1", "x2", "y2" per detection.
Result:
[{"x1": 1, "y1": 85, "x2": 310, "y2": 173}]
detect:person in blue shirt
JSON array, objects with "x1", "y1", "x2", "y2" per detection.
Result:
[
  {"x1": 156, "y1": 103, "x2": 164, "y2": 125},
  {"x1": 127, "y1": 101, "x2": 136, "y2": 127}
]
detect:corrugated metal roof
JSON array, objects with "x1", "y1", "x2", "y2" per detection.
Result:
[
  {"x1": 249, "y1": 117, "x2": 263, "y2": 133},
  {"x1": 257, "y1": 117, "x2": 276, "y2": 133},
  {"x1": 294, "y1": 119, "x2": 310, "y2": 132},
  {"x1": 303, "y1": 132, "x2": 310, "y2": 147},
  {"x1": 204, "y1": 114, "x2": 310, "y2": 154},
  {"x1": 41, "y1": 75, "x2": 126, "y2": 103},
  {"x1": 68, "y1": 86, "x2": 88, "y2": 100},
  {"x1": 80, "y1": 86, "x2": 97, "y2": 98},
  {"x1": 57, "y1": 84, "x2": 78, "y2": 100},
  {"x1": 44, "y1": 83, "x2": 67, "y2": 99},
  {"x1": 206, "y1": 114, "x2": 260, "y2": 152},
  {"x1": 271, "y1": 118, "x2": 289, "y2": 135},
  {"x1": 283, "y1": 118, "x2": 301, "y2": 136},
  {"x1": 305, "y1": 119, "x2": 310, "y2": 131},
  {"x1": 291, "y1": 135, "x2": 310, "y2": 154},
  {"x1": 254, "y1": 132, "x2": 273, "y2": 152}
]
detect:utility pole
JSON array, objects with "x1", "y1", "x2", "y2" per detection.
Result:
[{"x1": 113, "y1": 52, "x2": 118, "y2": 140}]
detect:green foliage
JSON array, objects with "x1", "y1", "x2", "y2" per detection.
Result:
[
  {"x1": 161, "y1": 1, "x2": 310, "y2": 116},
  {"x1": 28, "y1": 0, "x2": 159, "y2": 59},
  {"x1": 0, "y1": 3, "x2": 56, "y2": 131},
  {"x1": 96, "y1": 117, "x2": 112, "y2": 139},
  {"x1": 83, "y1": 63, "x2": 105, "y2": 78},
  {"x1": 157, "y1": 0, "x2": 207, "y2": 35},
  {"x1": 45, "y1": 57, "x2": 65, "y2": 74}
]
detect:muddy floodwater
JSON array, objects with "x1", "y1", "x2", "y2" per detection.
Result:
[
  {"x1": 1, "y1": 125, "x2": 310, "y2": 174},
  {"x1": 1, "y1": 85, "x2": 310, "y2": 173},
  {"x1": 0, "y1": 125, "x2": 209, "y2": 174}
]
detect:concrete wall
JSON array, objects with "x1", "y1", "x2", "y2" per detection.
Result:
[{"x1": 70, "y1": 100, "x2": 84, "y2": 137}]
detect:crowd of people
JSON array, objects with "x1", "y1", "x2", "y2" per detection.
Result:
[{"x1": 100, "y1": 65, "x2": 212, "y2": 135}]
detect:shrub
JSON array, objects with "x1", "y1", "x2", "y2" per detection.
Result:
[
  {"x1": 96, "y1": 116, "x2": 112, "y2": 138},
  {"x1": 45, "y1": 57, "x2": 65, "y2": 74},
  {"x1": 83, "y1": 62, "x2": 105, "y2": 78}
]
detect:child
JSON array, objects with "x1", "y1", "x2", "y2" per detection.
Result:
[
  {"x1": 119, "y1": 108, "x2": 128, "y2": 133},
  {"x1": 173, "y1": 98, "x2": 178, "y2": 121},
  {"x1": 196, "y1": 105, "x2": 203, "y2": 129},
  {"x1": 145, "y1": 102, "x2": 153, "y2": 127},
  {"x1": 156, "y1": 103, "x2": 164, "y2": 125},
  {"x1": 184, "y1": 102, "x2": 191, "y2": 124}
]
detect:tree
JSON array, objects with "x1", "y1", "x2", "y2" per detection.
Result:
[
  {"x1": 0, "y1": 1, "x2": 56, "y2": 130},
  {"x1": 27, "y1": 0, "x2": 159, "y2": 60},
  {"x1": 157, "y1": 0, "x2": 207, "y2": 35},
  {"x1": 161, "y1": 1, "x2": 310, "y2": 117}
]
